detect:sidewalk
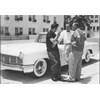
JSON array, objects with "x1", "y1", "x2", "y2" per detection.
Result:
[{"x1": 40, "y1": 52, "x2": 100, "y2": 84}]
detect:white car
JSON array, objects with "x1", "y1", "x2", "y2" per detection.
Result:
[{"x1": 0, "y1": 32, "x2": 99, "y2": 78}]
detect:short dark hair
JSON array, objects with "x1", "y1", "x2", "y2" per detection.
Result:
[{"x1": 51, "y1": 23, "x2": 59, "y2": 29}]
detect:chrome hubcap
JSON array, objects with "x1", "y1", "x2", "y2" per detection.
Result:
[
  {"x1": 36, "y1": 61, "x2": 45, "y2": 74},
  {"x1": 85, "y1": 51, "x2": 91, "y2": 62}
]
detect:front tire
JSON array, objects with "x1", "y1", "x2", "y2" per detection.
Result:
[{"x1": 33, "y1": 59, "x2": 47, "y2": 78}]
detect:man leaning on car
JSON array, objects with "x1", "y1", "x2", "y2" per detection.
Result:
[{"x1": 46, "y1": 23, "x2": 63, "y2": 82}]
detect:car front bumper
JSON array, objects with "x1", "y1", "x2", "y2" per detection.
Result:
[{"x1": 0, "y1": 63, "x2": 34, "y2": 73}]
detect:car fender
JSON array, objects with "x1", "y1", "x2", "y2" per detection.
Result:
[{"x1": 23, "y1": 50, "x2": 49, "y2": 65}]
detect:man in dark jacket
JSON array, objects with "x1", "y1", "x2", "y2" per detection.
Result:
[{"x1": 46, "y1": 23, "x2": 62, "y2": 82}]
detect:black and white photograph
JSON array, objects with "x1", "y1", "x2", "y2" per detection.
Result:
[
  {"x1": 0, "y1": 0, "x2": 100, "y2": 100},
  {"x1": 0, "y1": 15, "x2": 99, "y2": 84}
]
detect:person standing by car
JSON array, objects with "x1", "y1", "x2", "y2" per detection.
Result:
[
  {"x1": 46, "y1": 23, "x2": 62, "y2": 82},
  {"x1": 64, "y1": 23, "x2": 86, "y2": 82},
  {"x1": 58, "y1": 24, "x2": 73, "y2": 63}
]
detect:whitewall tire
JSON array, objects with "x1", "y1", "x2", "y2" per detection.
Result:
[
  {"x1": 33, "y1": 59, "x2": 47, "y2": 78},
  {"x1": 85, "y1": 50, "x2": 91, "y2": 63}
]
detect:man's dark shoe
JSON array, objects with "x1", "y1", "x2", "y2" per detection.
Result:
[
  {"x1": 56, "y1": 77, "x2": 66, "y2": 81},
  {"x1": 51, "y1": 77, "x2": 58, "y2": 82}
]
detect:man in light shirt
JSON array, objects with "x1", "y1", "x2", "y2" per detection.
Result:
[{"x1": 58, "y1": 24, "x2": 73, "y2": 62}]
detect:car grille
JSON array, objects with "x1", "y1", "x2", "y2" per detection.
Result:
[{"x1": 0, "y1": 54, "x2": 23, "y2": 65}]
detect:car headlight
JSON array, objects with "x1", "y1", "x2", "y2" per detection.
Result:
[{"x1": 19, "y1": 52, "x2": 24, "y2": 59}]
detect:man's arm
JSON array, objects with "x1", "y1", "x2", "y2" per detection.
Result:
[
  {"x1": 50, "y1": 31, "x2": 61, "y2": 44},
  {"x1": 58, "y1": 31, "x2": 64, "y2": 43},
  {"x1": 71, "y1": 29, "x2": 86, "y2": 47},
  {"x1": 71, "y1": 30, "x2": 79, "y2": 47}
]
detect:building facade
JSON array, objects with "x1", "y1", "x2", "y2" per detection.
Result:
[
  {"x1": 0, "y1": 15, "x2": 99, "y2": 40},
  {"x1": 90, "y1": 15, "x2": 100, "y2": 32},
  {"x1": 0, "y1": 15, "x2": 64, "y2": 37},
  {"x1": 89, "y1": 15, "x2": 100, "y2": 37}
]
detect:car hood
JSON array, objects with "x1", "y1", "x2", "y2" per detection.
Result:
[
  {"x1": 85, "y1": 41, "x2": 98, "y2": 46},
  {"x1": 1, "y1": 42, "x2": 46, "y2": 56}
]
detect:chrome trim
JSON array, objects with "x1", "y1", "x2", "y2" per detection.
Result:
[
  {"x1": 1, "y1": 64, "x2": 23, "y2": 71},
  {"x1": 0, "y1": 54, "x2": 23, "y2": 65},
  {"x1": 1, "y1": 63, "x2": 34, "y2": 73},
  {"x1": 1, "y1": 63, "x2": 21, "y2": 68}
]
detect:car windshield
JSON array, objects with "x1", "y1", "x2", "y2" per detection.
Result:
[{"x1": 35, "y1": 34, "x2": 46, "y2": 43}]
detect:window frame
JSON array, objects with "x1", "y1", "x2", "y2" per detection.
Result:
[
  {"x1": 5, "y1": 27, "x2": 10, "y2": 36},
  {"x1": 95, "y1": 15, "x2": 98, "y2": 18},
  {"x1": 93, "y1": 26, "x2": 95, "y2": 31},
  {"x1": 90, "y1": 15, "x2": 94, "y2": 18},
  {"x1": 95, "y1": 20, "x2": 98, "y2": 23},
  {"x1": 19, "y1": 27, "x2": 23, "y2": 35},
  {"x1": 29, "y1": 15, "x2": 37, "y2": 22}
]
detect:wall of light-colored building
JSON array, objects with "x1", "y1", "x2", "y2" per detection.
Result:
[
  {"x1": 90, "y1": 15, "x2": 100, "y2": 31},
  {"x1": 89, "y1": 15, "x2": 100, "y2": 37},
  {"x1": 1, "y1": 15, "x2": 99, "y2": 39},
  {"x1": 1, "y1": 15, "x2": 64, "y2": 36}
]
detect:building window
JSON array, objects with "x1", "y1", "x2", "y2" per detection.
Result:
[
  {"x1": 43, "y1": 28, "x2": 49, "y2": 32},
  {"x1": 54, "y1": 17, "x2": 57, "y2": 23},
  {"x1": 15, "y1": 15, "x2": 19, "y2": 21},
  {"x1": 4, "y1": 15, "x2": 9, "y2": 20},
  {"x1": 5, "y1": 27, "x2": 10, "y2": 35},
  {"x1": 43, "y1": 15, "x2": 50, "y2": 23},
  {"x1": 43, "y1": 28, "x2": 45, "y2": 32},
  {"x1": 19, "y1": 27, "x2": 23, "y2": 35},
  {"x1": 19, "y1": 15, "x2": 23, "y2": 21},
  {"x1": 29, "y1": 15, "x2": 37, "y2": 22},
  {"x1": 15, "y1": 27, "x2": 19, "y2": 35},
  {"x1": 43, "y1": 15, "x2": 46, "y2": 22},
  {"x1": 93, "y1": 26, "x2": 95, "y2": 31},
  {"x1": 95, "y1": 20, "x2": 98, "y2": 23},
  {"x1": 0, "y1": 27, "x2": 4, "y2": 35},
  {"x1": 29, "y1": 28, "x2": 36, "y2": 35},
  {"x1": 15, "y1": 27, "x2": 23, "y2": 35},
  {"x1": 29, "y1": 16, "x2": 31, "y2": 21},
  {"x1": 15, "y1": 15, "x2": 23, "y2": 21},
  {"x1": 29, "y1": 28, "x2": 31, "y2": 35},
  {"x1": 97, "y1": 26, "x2": 99, "y2": 31},
  {"x1": 32, "y1": 28, "x2": 36, "y2": 34},
  {"x1": 95, "y1": 15, "x2": 98, "y2": 18},
  {"x1": 0, "y1": 27, "x2": 10, "y2": 36},
  {"x1": 91, "y1": 20, "x2": 93, "y2": 23},
  {"x1": 33, "y1": 15, "x2": 36, "y2": 22},
  {"x1": 90, "y1": 15, "x2": 94, "y2": 18},
  {"x1": 90, "y1": 26, "x2": 92, "y2": 30},
  {"x1": 5, "y1": 27, "x2": 8, "y2": 33},
  {"x1": 47, "y1": 16, "x2": 50, "y2": 23}
]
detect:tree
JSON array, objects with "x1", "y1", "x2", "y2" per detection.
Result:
[
  {"x1": 69, "y1": 15, "x2": 91, "y2": 30},
  {"x1": 64, "y1": 15, "x2": 71, "y2": 29}
]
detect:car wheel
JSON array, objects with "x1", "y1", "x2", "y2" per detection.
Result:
[
  {"x1": 85, "y1": 50, "x2": 91, "y2": 62},
  {"x1": 33, "y1": 59, "x2": 47, "y2": 78}
]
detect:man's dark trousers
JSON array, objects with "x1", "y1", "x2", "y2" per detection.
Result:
[{"x1": 48, "y1": 50, "x2": 61, "y2": 79}]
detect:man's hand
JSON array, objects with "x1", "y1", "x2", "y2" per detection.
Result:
[
  {"x1": 50, "y1": 31, "x2": 61, "y2": 47},
  {"x1": 52, "y1": 41, "x2": 58, "y2": 48},
  {"x1": 71, "y1": 41, "x2": 77, "y2": 47}
]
